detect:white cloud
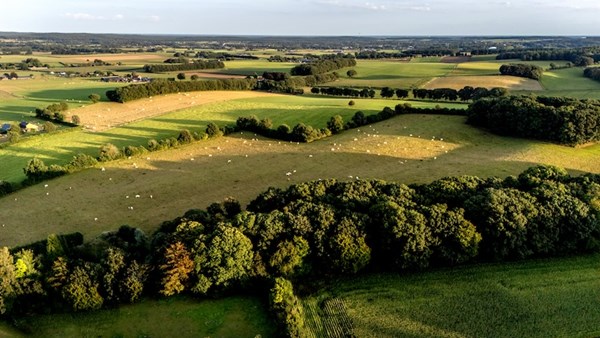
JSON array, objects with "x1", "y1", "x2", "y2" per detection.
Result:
[
  {"x1": 65, "y1": 13, "x2": 104, "y2": 21},
  {"x1": 148, "y1": 15, "x2": 161, "y2": 22}
]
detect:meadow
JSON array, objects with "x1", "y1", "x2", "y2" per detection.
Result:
[
  {"x1": 11, "y1": 296, "x2": 274, "y2": 337},
  {"x1": 302, "y1": 253, "x2": 600, "y2": 337},
  {"x1": 0, "y1": 93, "x2": 466, "y2": 183},
  {"x1": 1, "y1": 112, "x2": 597, "y2": 247}
]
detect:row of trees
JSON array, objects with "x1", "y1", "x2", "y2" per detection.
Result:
[
  {"x1": 311, "y1": 86, "x2": 508, "y2": 101},
  {"x1": 142, "y1": 60, "x2": 224, "y2": 73},
  {"x1": 310, "y1": 87, "x2": 376, "y2": 98},
  {"x1": 499, "y1": 64, "x2": 544, "y2": 80},
  {"x1": 105, "y1": 78, "x2": 257, "y2": 102},
  {"x1": 1, "y1": 166, "x2": 598, "y2": 336},
  {"x1": 290, "y1": 58, "x2": 357, "y2": 76},
  {"x1": 467, "y1": 95, "x2": 600, "y2": 146},
  {"x1": 496, "y1": 50, "x2": 598, "y2": 66}
]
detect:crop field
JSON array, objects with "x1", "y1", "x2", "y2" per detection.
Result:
[
  {"x1": 10, "y1": 296, "x2": 274, "y2": 337},
  {"x1": 423, "y1": 75, "x2": 543, "y2": 90},
  {"x1": 1, "y1": 113, "x2": 597, "y2": 247},
  {"x1": 0, "y1": 93, "x2": 465, "y2": 184},
  {"x1": 302, "y1": 253, "x2": 600, "y2": 337}
]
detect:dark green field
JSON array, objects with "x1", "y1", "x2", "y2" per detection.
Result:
[{"x1": 302, "y1": 254, "x2": 600, "y2": 337}]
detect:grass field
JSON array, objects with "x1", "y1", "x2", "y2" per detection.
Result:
[
  {"x1": 331, "y1": 60, "x2": 456, "y2": 88},
  {"x1": 0, "y1": 93, "x2": 465, "y2": 184},
  {"x1": 1, "y1": 113, "x2": 597, "y2": 247},
  {"x1": 538, "y1": 67, "x2": 600, "y2": 99},
  {"x1": 5, "y1": 296, "x2": 274, "y2": 338},
  {"x1": 302, "y1": 253, "x2": 600, "y2": 337},
  {"x1": 423, "y1": 75, "x2": 543, "y2": 90}
]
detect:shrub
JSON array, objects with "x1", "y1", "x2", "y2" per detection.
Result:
[
  {"x1": 176, "y1": 73, "x2": 186, "y2": 80},
  {"x1": 205, "y1": 123, "x2": 223, "y2": 138},
  {"x1": 348, "y1": 100, "x2": 355, "y2": 106},
  {"x1": 71, "y1": 115, "x2": 81, "y2": 125},
  {"x1": 67, "y1": 153, "x2": 98, "y2": 170},
  {"x1": 177, "y1": 129, "x2": 194, "y2": 144},
  {"x1": 98, "y1": 143, "x2": 122, "y2": 162},
  {"x1": 269, "y1": 277, "x2": 306, "y2": 337},
  {"x1": 0, "y1": 181, "x2": 13, "y2": 196},
  {"x1": 43, "y1": 121, "x2": 57, "y2": 132},
  {"x1": 88, "y1": 94, "x2": 101, "y2": 103}
]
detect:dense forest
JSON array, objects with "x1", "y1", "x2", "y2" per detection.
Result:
[
  {"x1": 1, "y1": 166, "x2": 598, "y2": 337},
  {"x1": 583, "y1": 67, "x2": 600, "y2": 82},
  {"x1": 467, "y1": 95, "x2": 600, "y2": 146}
]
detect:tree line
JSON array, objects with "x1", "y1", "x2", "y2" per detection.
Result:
[
  {"x1": 290, "y1": 58, "x2": 357, "y2": 76},
  {"x1": 105, "y1": 78, "x2": 257, "y2": 102},
  {"x1": 499, "y1": 64, "x2": 544, "y2": 80},
  {"x1": 143, "y1": 60, "x2": 224, "y2": 73},
  {"x1": 496, "y1": 50, "x2": 598, "y2": 67},
  {"x1": 467, "y1": 95, "x2": 600, "y2": 146},
  {"x1": 1, "y1": 165, "x2": 598, "y2": 337},
  {"x1": 583, "y1": 67, "x2": 600, "y2": 82},
  {"x1": 311, "y1": 86, "x2": 508, "y2": 101}
]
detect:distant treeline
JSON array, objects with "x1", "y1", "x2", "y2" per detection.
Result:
[
  {"x1": 467, "y1": 95, "x2": 600, "y2": 146},
  {"x1": 50, "y1": 47, "x2": 122, "y2": 55},
  {"x1": 106, "y1": 78, "x2": 257, "y2": 102},
  {"x1": 195, "y1": 51, "x2": 259, "y2": 60},
  {"x1": 143, "y1": 60, "x2": 224, "y2": 73},
  {"x1": 290, "y1": 58, "x2": 357, "y2": 76},
  {"x1": 496, "y1": 49, "x2": 599, "y2": 67},
  {"x1": 583, "y1": 67, "x2": 600, "y2": 82},
  {"x1": 499, "y1": 64, "x2": 544, "y2": 80},
  {"x1": 1, "y1": 164, "x2": 598, "y2": 337}
]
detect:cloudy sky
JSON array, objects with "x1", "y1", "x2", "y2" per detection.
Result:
[{"x1": 0, "y1": 0, "x2": 598, "y2": 35}]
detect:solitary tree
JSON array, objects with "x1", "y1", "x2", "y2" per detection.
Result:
[
  {"x1": 346, "y1": 69, "x2": 357, "y2": 78},
  {"x1": 177, "y1": 73, "x2": 186, "y2": 80}
]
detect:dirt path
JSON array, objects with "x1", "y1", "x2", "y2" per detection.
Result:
[{"x1": 68, "y1": 91, "x2": 280, "y2": 132}]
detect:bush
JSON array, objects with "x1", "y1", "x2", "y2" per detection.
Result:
[
  {"x1": 66, "y1": 153, "x2": 98, "y2": 170},
  {"x1": 177, "y1": 129, "x2": 194, "y2": 144},
  {"x1": 205, "y1": 123, "x2": 223, "y2": 138},
  {"x1": 71, "y1": 115, "x2": 81, "y2": 125},
  {"x1": 88, "y1": 94, "x2": 101, "y2": 103},
  {"x1": 0, "y1": 181, "x2": 13, "y2": 196},
  {"x1": 176, "y1": 73, "x2": 186, "y2": 80},
  {"x1": 348, "y1": 100, "x2": 355, "y2": 106},
  {"x1": 98, "y1": 143, "x2": 122, "y2": 162},
  {"x1": 43, "y1": 121, "x2": 57, "y2": 132}
]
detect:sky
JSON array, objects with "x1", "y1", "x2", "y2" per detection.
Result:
[{"x1": 1, "y1": 0, "x2": 599, "y2": 36}]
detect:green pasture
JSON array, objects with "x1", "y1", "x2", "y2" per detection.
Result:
[
  {"x1": 7, "y1": 296, "x2": 274, "y2": 338},
  {"x1": 0, "y1": 77, "x2": 125, "y2": 123},
  {"x1": 330, "y1": 60, "x2": 456, "y2": 88},
  {"x1": 0, "y1": 95, "x2": 466, "y2": 183},
  {"x1": 303, "y1": 254, "x2": 600, "y2": 337},
  {"x1": 538, "y1": 67, "x2": 600, "y2": 98}
]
